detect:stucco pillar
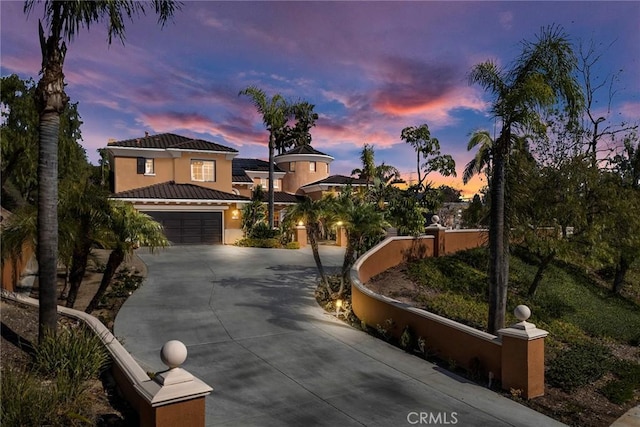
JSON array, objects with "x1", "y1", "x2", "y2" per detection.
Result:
[
  {"x1": 424, "y1": 215, "x2": 446, "y2": 257},
  {"x1": 498, "y1": 305, "x2": 549, "y2": 399},
  {"x1": 294, "y1": 225, "x2": 307, "y2": 248},
  {"x1": 336, "y1": 225, "x2": 348, "y2": 247},
  {"x1": 141, "y1": 340, "x2": 213, "y2": 427}
]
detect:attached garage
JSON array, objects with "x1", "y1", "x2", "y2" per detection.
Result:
[{"x1": 145, "y1": 211, "x2": 223, "y2": 245}]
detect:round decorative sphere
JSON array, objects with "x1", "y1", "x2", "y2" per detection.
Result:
[
  {"x1": 431, "y1": 215, "x2": 440, "y2": 224},
  {"x1": 514, "y1": 305, "x2": 531, "y2": 322},
  {"x1": 160, "y1": 340, "x2": 188, "y2": 369}
]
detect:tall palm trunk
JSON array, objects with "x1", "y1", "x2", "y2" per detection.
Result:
[
  {"x1": 308, "y1": 224, "x2": 328, "y2": 292},
  {"x1": 487, "y1": 136, "x2": 509, "y2": 334},
  {"x1": 37, "y1": 110, "x2": 60, "y2": 340},
  {"x1": 341, "y1": 241, "x2": 356, "y2": 289},
  {"x1": 85, "y1": 247, "x2": 125, "y2": 314},
  {"x1": 268, "y1": 134, "x2": 275, "y2": 228},
  {"x1": 36, "y1": 19, "x2": 68, "y2": 341}
]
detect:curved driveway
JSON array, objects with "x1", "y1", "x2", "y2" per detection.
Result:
[{"x1": 115, "y1": 245, "x2": 564, "y2": 426}]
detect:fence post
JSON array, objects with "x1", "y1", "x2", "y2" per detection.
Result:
[
  {"x1": 498, "y1": 305, "x2": 548, "y2": 399},
  {"x1": 424, "y1": 215, "x2": 446, "y2": 257},
  {"x1": 294, "y1": 225, "x2": 307, "y2": 248},
  {"x1": 140, "y1": 340, "x2": 213, "y2": 427}
]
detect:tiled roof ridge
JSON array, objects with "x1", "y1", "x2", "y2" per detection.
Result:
[{"x1": 277, "y1": 145, "x2": 330, "y2": 157}]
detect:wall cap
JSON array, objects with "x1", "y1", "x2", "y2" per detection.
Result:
[{"x1": 1, "y1": 291, "x2": 213, "y2": 408}]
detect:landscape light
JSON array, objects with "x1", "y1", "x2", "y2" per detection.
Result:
[{"x1": 335, "y1": 299, "x2": 343, "y2": 317}]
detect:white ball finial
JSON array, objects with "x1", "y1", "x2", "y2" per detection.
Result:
[
  {"x1": 514, "y1": 305, "x2": 531, "y2": 322},
  {"x1": 431, "y1": 215, "x2": 440, "y2": 224},
  {"x1": 160, "y1": 340, "x2": 188, "y2": 369}
]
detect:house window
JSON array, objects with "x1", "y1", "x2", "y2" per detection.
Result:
[
  {"x1": 289, "y1": 162, "x2": 296, "y2": 172},
  {"x1": 144, "y1": 158, "x2": 154, "y2": 175},
  {"x1": 191, "y1": 160, "x2": 215, "y2": 182},
  {"x1": 325, "y1": 163, "x2": 329, "y2": 173},
  {"x1": 259, "y1": 178, "x2": 279, "y2": 189},
  {"x1": 309, "y1": 161, "x2": 316, "y2": 172}
]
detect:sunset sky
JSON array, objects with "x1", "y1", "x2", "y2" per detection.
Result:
[{"x1": 1, "y1": 1, "x2": 638, "y2": 197}]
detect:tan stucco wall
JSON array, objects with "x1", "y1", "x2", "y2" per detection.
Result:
[
  {"x1": 113, "y1": 157, "x2": 175, "y2": 193},
  {"x1": 352, "y1": 231, "x2": 548, "y2": 398},
  {"x1": 281, "y1": 160, "x2": 330, "y2": 194},
  {"x1": 444, "y1": 230, "x2": 489, "y2": 255},
  {"x1": 173, "y1": 153, "x2": 233, "y2": 192},
  {"x1": 113, "y1": 153, "x2": 234, "y2": 193}
]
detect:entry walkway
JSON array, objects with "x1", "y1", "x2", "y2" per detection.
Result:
[{"x1": 115, "y1": 245, "x2": 565, "y2": 426}]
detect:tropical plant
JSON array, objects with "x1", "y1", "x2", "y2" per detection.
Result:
[
  {"x1": 351, "y1": 144, "x2": 377, "y2": 185},
  {"x1": 58, "y1": 179, "x2": 112, "y2": 308},
  {"x1": 277, "y1": 101, "x2": 318, "y2": 154},
  {"x1": 335, "y1": 190, "x2": 389, "y2": 294},
  {"x1": 85, "y1": 202, "x2": 168, "y2": 314},
  {"x1": 283, "y1": 196, "x2": 330, "y2": 292},
  {"x1": 241, "y1": 185, "x2": 267, "y2": 236},
  {"x1": 23, "y1": 0, "x2": 179, "y2": 341},
  {"x1": 239, "y1": 86, "x2": 291, "y2": 228},
  {"x1": 463, "y1": 130, "x2": 493, "y2": 185},
  {"x1": 468, "y1": 25, "x2": 584, "y2": 333},
  {"x1": 385, "y1": 188, "x2": 425, "y2": 236}
]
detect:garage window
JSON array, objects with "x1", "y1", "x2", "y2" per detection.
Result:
[{"x1": 191, "y1": 160, "x2": 215, "y2": 182}]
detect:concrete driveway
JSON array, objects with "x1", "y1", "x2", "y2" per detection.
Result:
[{"x1": 115, "y1": 245, "x2": 564, "y2": 426}]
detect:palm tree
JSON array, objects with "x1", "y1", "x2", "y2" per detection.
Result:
[
  {"x1": 240, "y1": 86, "x2": 290, "y2": 228},
  {"x1": 277, "y1": 101, "x2": 318, "y2": 154},
  {"x1": 59, "y1": 179, "x2": 111, "y2": 308},
  {"x1": 24, "y1": 0, "x2": 179, "y2": 341},
  {"x1": 351, "y1": 144, "x2": 376, "y2": 185},
  {"x1": 463, "y1": 130, "x2": 493, "y2": 185},
  {"x1": 283, "y1": 196, "x2": 330, "y2": 292},
  {"x1": 335, "y1": 191, "x2": 389, "y2": 295},
  {"x1": 241, "y1": 185, "x2": 267, "y2": 236},
  {"x1": 469, "y1": 25, "x2": 584, "y2": 333},
  {"x1": 85, "y1": 202, "x2": 168, "y2": 314}
]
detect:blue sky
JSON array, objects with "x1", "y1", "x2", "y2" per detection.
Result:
[{"x1": 1, "y1": 1, "x2": 638, "y2": 197}]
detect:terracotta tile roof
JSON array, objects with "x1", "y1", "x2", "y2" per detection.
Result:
[
  {"x1": 302, "y1": 174, "x2": 369, "y2": 187},
  {"x1": 277, "y1": 145, "x2": 329, "y2": 157},
  {"x1": 268, "y1": 192, "x2": 304, "y2": 204},
  {"x1": 112, "y1": 181, "x2": 248, "y2": 201},
  {"x1": 108, "y1": 133, "x2": 237, "y2": 153}
]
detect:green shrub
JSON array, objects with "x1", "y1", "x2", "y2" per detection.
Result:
[
  {"x1": 236, "y1": 237, "x2": 282, "y2": 248},
  {"x1": 600, "y1": 360, "x2": 640, "y2": 404},
  {"x1": 285, "y1": 241, "x2": 300, "y2": 249},
  {"x1": 427, "y1": 292, "x2": 487, "y2": 330},
  {"x1": 600, "y1": 379, "x2": 635, "y2": 404},
  {"x1": 1, "y1": 368, "x2": 58, "y2": 426},
  {"x1": 249, "y1": 222, "x2": 280, "y2": 239},
  {"x1": 34, "y1": 325, "x2": 110, "y2": 385},
  {"x1": 547, "y1": 343, "x2": 612, "y2": 392}
]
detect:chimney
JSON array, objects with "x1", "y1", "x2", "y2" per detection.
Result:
[{"x1": 145, "y1": 131, "x2": 150, "y2": 137}]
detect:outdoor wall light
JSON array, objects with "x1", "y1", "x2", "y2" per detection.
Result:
[
  {"x1": 231, "y1": 210, "x2": 240, "y2": 220},
  {"x1": 335, "y1": 299, "x2": 343, "y2": 317}
]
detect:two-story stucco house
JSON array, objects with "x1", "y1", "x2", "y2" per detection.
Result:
[{"x1": 107, "y1": 132, "x2": 366, "y2": 245}]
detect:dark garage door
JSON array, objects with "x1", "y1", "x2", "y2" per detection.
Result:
[{"x1": 145, "y1": 211, "x2": 222, "y2": 245}]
